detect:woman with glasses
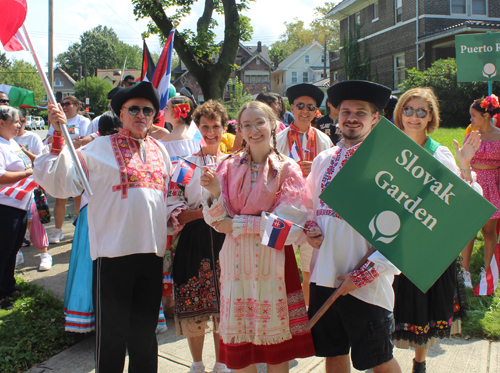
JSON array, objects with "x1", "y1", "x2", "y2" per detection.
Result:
[
  {"x1": 392, "y1": 88, "x2": 482, "y2": 373},
  {"x1": 461, "y1": 94, "x2": 500, "y2": 290},
  {"x1": 200, "y1": 101, "x2": 314, "y2": 372},
  {"x1": 0, "y1": 106, "x2": 33, "y2": 310},
  {"x1": 45, "y1": 96, "x2": 90, "y2": 244}
]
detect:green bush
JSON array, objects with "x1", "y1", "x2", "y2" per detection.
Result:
[
  {"x1": 400, "y1": 58, "x2": 500, "y2": 128},
  {"x1": 0, "y1": 278, "x2": 87, "y2": 373}
]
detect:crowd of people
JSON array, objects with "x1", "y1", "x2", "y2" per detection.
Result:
[{"x1": 0, "y1": 78, "x2": 498, "y2": 373}]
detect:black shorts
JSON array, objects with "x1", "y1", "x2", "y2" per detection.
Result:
[{"x1": 308, "y1": 283, "x2": 395, "y2": 371}]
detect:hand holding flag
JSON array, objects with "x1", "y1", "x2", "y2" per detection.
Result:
[
  {"x1": 261, "y1": 213, "x2": 293, "y2": 251},
  {"x1": 289, "y1": 142, "x2": 301, "y2": 162},
  {"x1": 171, "y1": 159, "x2": 197, "y2": 185}
]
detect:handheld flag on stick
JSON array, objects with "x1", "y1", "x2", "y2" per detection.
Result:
[
  {"x1": 0, "y1": 175, "x2": 37, "y2": 201},
  {"x1": 141, "y1": 41, "x2": 156, "y2": 82},
  {"x1": 473, "y1": 244, "x2": 500, "y2": 296},
  {"x1": 289, "y1": 142, "x2": 301, "y2": 162},
  {"x1": 151, "y1": 30, "x2": 175, "y2": 110},
  {"x1": 172, "y1": 159, "x2": 197, "y2": 185},
  {"x1": 261, "y1": 213, "x2": 293, "y2": 251}
]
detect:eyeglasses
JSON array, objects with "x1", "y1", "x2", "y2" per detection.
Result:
[
  {"x1": 295, "y1": 103, "x2": 317, "y2": 112},
  {"x1": 240, "y1": 120, "x2": 268, "y2": 132},
  {"x1": 0, "y1": 99, "x2": 9, "y2": 104},
  {"x1": 61, "y1": 101, "x2": 73, "y2": 107},
  {"x1": 402, "y1": 106, "x2": 430, "y2": 118},
  {"x1": 123, "y1": 105, "x2": 155, "y2": 117}
]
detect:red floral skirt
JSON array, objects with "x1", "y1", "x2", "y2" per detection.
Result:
[{"x1": 219, "y1": 245, "x2": 315, "y2": 369}]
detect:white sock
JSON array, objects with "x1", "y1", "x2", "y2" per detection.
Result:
[
  {"x1": 214, "y1": 362, "x2": 227, "y2": 369},
  {"x1": 191, "y1": 361, "x2": 204, "y2": 368}
]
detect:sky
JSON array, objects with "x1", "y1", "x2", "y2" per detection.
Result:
[{"x1": 4, "y1": 0, "x2": 334, "y2": 69}]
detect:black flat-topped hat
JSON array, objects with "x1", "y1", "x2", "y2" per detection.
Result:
[
  {"x1": 327, "y1": 80, "x2": 392, "y2": 110},
  {"x1": 111, "y1": 81, "x2": 160, "y2": 118},
  {"x1": 286, "y1": 83, "x2": 325, "y2": 108},
  {"x1": 107, "y1": 86, "x2": 123, "y2": 100}
]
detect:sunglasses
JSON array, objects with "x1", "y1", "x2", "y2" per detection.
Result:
[
  {"x1": 0, "y1": 99, "x2": 10, "y2": 104},
  {"x1": 295, "y1": 103, "x2": 317, "y2": 112},
  {"x1": 61, "y1": 101, "x2": 73, "y2": 107},
  {"x1": 123, "y1": 105, "x2": 155, "y2": 117},
  {"x1": 402, "y1": 106, "x2": 430, "y2": 118}
]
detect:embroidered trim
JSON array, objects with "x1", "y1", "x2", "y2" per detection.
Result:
[
  {"x1": 305, "y1": 220, "x2": 319, "y2": 230},
  {"x1": 207, "y1": 199, "x2": 226, "y2": 218},
  {"x1": 350, "y1": 261, "x2": 379, "y2": 288},
  {"x1": 76, "y1": 150, "x2": 89, "y2": 180},
  {"x1": 170, "y1": 205, "x2": 189, "y2": 231},
  {"x1": 51, "y1": 131, "x2": 66, "y2": 155},
  {"x1": 244, "y1": 216, "x2": 261, "y2": 235}
]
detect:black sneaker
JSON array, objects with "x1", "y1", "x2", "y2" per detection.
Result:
[
  {"x1": 0, "y1": 299, "x2": 13, "y2": 310},
  {"x1": 22, "y1": 238, "x2": 30, "y2": 247}
]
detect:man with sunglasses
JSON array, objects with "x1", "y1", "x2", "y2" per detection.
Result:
[
  {"x1": 303, "y1": 80, "x2": 402, "y2": 373},
  {"x1": 34, "y1": 81, "x2": 172, "y2": 373},
  {"x1": 0, "y1": 92, "x2": 9, "y2": 105},
  {"x1": 276, "y1": 83, "x2": 333, "y2": 306}
]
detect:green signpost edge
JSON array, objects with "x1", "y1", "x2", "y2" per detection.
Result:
[{"x1": 320, "y1": 118, "x2": 496, "y2": 293}]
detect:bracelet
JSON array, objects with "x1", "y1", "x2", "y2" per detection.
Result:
[
  {"x1": 51, "y1": 131, "x2": 66, "y2": 155},
  {"x1": 460, "y1": 168, "x2": 472, "y2": 174}
]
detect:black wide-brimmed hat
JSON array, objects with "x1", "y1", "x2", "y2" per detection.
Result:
[
  {"x1": 286, "y1": 83, "x2": 325, "y2": 108},
  {"x1": 111, "y1": 81, "x2": 160, "y2": 117},
  {"x1": 327, "y1": 80, "x2": 392, "y2": 110},
  {"x1": 107, "y1": 86, "x2": 123, "y2": 100}
]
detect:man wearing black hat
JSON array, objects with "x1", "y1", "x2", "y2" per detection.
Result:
[
  {"x1": 303, "y1": 80, "x2": 401, "y2": 373},
  {"x1": 276, "y1": 83, "x2": 333, "y2": 306},
  {"x1": 34, "y1": 81, "x2": 172, "y2": 373}
]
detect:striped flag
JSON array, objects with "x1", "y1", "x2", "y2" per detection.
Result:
[
  {"x1": 171, "y1": 160, "x2": 196, "y2": 185},
  {"x1": 261, "y1": 213, "x2": 292, "y2": 251},
  {"x1": 151, "y1": 30, "x2": 175, "y2": 110},
  {"x1": 141, "y1": 40, "x2": 156, "y2": 82},
  {"x1": 289, "y1": 142, "x2": 301, "y2": 162},
  {"x1": 473, "y1": 243, "x2": 500, "y2": 296},
  {"x1": 0, "y1": 175, "x2": 37, "y2": 201}
]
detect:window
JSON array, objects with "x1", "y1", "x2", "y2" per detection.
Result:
[
  {"x1": 452, "y1": 0, "x2": 467, "y2": 13},
  {"x1": 395, "y1": 0, "x2": 402, "y2": 23},
  {"x1": 305, "y1": 55, "x2": 310, "y2": 63},
  {"x1": 292, "y1": 72, "x2": 298, "y2": 83},
  {"x1": 181, "y1": 76, "x2": 187, "y2": 85},
  {"x1": 332, "y1": 71, "x2": 338, "y2": 81},
  {"x1": 245, "y1": 74, "x2": 269, "y2": 83},
  {"x1": 373, "y1": 2, "x2": 379, "y2": 20},
  {"x1": 355, "y1": 12, "x2": 361, "y2": 25},
  {"x1": 54, "y1": 78, "x2": 63, "y2": 87},
  {"x1": 321, "y1": 54, "x2": 325, "y2": 63},
  {"x1": 451, "y1": 0, "x2": 487, "y2": 15},
  {"x1": 303, "y1": 72, "x2": 309, "y2": 83},
  {"x1": 472, "y1": 0, "x2": 487, "y2": 15},
  {"x1": 394, "y1": 54, "x2": 405, "y2": 89},
  {"x1": 256, "y1": 58, "x2": 261, "y2": 65}
]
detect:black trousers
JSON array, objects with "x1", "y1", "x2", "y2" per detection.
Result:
[
  {"x1": 93, "y1": 253, "x2": 163, "y2": 373},
  {"x1": 0, "y1": 204, "x2": 27, "y2": 299}
]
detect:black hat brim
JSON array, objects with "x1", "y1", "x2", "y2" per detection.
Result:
[
  {"x1": 111, "y1": 82, "x2": 160, "y2": 118},
  {"x1": 286, "y1": 83, "x2": 325, "y2": 108},
  {"x1": 327, "y1": 80, "x2": 392, "y2": 110},
  {"x1": 107, "y1": 86, "x2": 123, "y2": 100}
]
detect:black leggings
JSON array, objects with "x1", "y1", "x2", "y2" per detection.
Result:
[{"x1": 0, "y1": 204, "x2": 27, "y2": 299}]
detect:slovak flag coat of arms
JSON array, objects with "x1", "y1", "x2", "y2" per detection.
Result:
[{"x1": 261, "y1": 213, "x2": 293, "y2": 251}]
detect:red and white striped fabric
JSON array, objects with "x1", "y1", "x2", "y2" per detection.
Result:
[
  {"x1": 473, "y1": 243, "x2": 500, "y2": 296},
  {"x1": 0, "y1": 175, "x2": 37, "y2": 201}
]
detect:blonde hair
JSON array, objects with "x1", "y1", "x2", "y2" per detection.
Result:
[{"x1": 394, "y1": 87, "x2": 440, "y2": 134}]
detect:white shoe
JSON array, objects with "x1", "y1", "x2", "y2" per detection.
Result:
[
  {"x1": 39, "y1": 253, "x2": 53, "y2": 271},
  {"x1": 212, "y1": 363, "x2": 231, "y2": 373},
  {"x1": 188, "y1": 363, "x2": 205, "y2": 373},
  {"x1": 16, "y1": 250, "x2": 24, "y2": 266},
  {"x1": 462, "y1": 269, "x2": 472, "y2": 289},
  {"x1": 49, "y1": 229, "x2": 64, "y2": 243}
]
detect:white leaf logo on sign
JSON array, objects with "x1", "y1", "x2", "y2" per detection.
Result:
[
  {"x1": 369, "y1": 211, "x2": 401, "y2": 244},
  {"x1": 483, "y1": 63, "x2": 497, "y2": 79}
]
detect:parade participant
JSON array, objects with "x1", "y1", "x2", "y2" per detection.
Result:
[
  {"x1": 34, "y1": 81, "x2": 172, "y2": 372},
  {"x1": 392, "y1": 87, "x2": 482, "y2": 373},
  {"x1": 45, "y1": 95, "x2": 90, "y2": 244},
  {"x1": 168, "y1": 100, "x2": 230, "y2": 373},
  {"x1": 0, "y1": 91, "x2": 9, "y2": 105},
  {"x1": 316, "y1": 99, "x2": 341, "y2": 145},
  {"x1": 276, "y1": 83, "x2": 333, "y2": 305},
  {"x1": 304, "y1": 80, "x2": 401, "y2": 373},
  {"x1": 200, "y1": 100, "x2": 314, "y2": 372},
  {"x1": 0, "y1": 106, "x2": 33, "y2": 310},
  {"x1": 461, "y1": 94, "x2": 500, "y2": 288},
  {"x1": 255, "y1": 92, "x2": 287, "y2": 133}
]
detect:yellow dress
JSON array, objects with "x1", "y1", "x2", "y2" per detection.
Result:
[{"x1": 219, "y1": 133, "x2": 236, "y2": 154}]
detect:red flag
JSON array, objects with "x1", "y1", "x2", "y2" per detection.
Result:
[
  {"x1": 473, "y1": 244, "x2": 500, "y2": 296},
  {"x1": 0, "y1": 0, "x2": 28, "y2": 51}
]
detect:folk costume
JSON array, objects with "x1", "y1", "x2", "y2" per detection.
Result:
[
  {"x1": 167, "y1": 154, "x2": 225, "y2": 337},
  {"x1": 34, "y1": 82, "x2": 172, "y2": 372},
  {"x1": 393, "y1": 138, "x2": 482, "y2": 349},
  {"x1": 202, "y1": 150, "x2": 315, "y2": 369}
]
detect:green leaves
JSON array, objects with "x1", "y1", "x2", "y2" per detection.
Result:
[
  {"x1": 0, "y1": 59, "x2": 46, "y2": 106},
  {"x1": 74, "y1": 77, "x2": 113, "y2": 116}
]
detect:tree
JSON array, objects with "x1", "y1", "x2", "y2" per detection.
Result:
[
  {"x1": 133, "y1": 0, "x2": 254, "y2": 101},
  {"x1": 74, "y1": 77, "x2": 113, "y2": 116},
  {"x1": 0, "y1": 59, "x2": 45, "y2": 105},
  {"x1": 269, "y1": 3, "x2": 340, "y2": 65},
  {"x1": 226, "y1": 77, "x2": 252, "y2": 119},
  {"x1": 0, "y1": 53, "x2": 12, "y2": 69},
  {"x1": 342, "y1": 25, "x2": 370, "y2": 81}
]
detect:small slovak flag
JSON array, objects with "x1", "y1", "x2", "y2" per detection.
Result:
[
  {"x1": 171, "y1": 160, "x2": 196, "y2": 185},
  {"x1": 0, "y1": 175, "x2": 37, "y2": 202},
  {"x1": 289, "y1": 142, "x2": 301, "y2": 162},
  {"x1": 261, "y1": 213, "x2": 292, "y2": 251},
  {"x1": 473, "y1": 243, "x2": 500, "y2": 296}
]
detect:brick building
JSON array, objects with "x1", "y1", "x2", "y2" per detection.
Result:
[
  {"x1": 172, "y1": 42, "x2": 273, "y2": 102},
  {"x1": 327, "y1": 0, "x2": 500, "y2": 92}
]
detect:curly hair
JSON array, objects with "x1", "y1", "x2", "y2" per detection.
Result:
[
  {"x1": 192, "y1": 99, "x2": 229, "y2": 128},
  {"x1": 394, "y1": 87, "x2": 440, "y2": 134}
]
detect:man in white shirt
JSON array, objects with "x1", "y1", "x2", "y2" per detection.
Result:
[{"x1": 304, "y1": 80, "x2": 401, "y2": 373}]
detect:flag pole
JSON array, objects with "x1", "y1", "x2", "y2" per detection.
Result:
[{"x1": 21, "y1": 24, "x2": 93, "y2": 196}]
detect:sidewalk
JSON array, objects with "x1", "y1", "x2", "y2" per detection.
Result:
[{"x1": 17, "y1": 199, "x2": 500, "y2": 373}]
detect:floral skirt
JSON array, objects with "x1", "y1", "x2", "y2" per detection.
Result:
[
  {"x1": 172, "y1": 219, "x2": 225, "y2": 337},
  {"x1": 475, "y1": 167, "x2": 500, "y2": 219},
  {"x1": 218, "y1": 245, "x2": 315, "y2": 369},
  {"x1": 392, "y1": 259, "x2": 467, "y2": 347}
]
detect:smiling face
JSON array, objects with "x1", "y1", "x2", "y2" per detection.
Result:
[
  {"x1": 470, "y1": 107, "x2": 489, "y2": 127},
  {"x1": 120, "y1": 97, "x2": 155, "y2": 139},
  {"x1": 291, "y1": 96, "x2": 317, "y2": 129},
  {"x1": 239, "y1": 107, "x2": 272, "y2": 151},
  {"x1": 198, "y1": 115, "x2": 224, "y2": 147},
  {"x1": 61, "y1": 99, "x2": 78, "y2": 119},
  {"x1": 338, "y1": 100, "x2": 379, "y2": 147},
  {"x1": 0, "y1": 112, "x2": 20, "y2": 140},
  {"x1": 401, "y1": 97, "x2": 433, "y2": 137}
]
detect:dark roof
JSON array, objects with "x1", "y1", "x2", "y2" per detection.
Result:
[{"x1": 419, "y1": 20, "x2": 500, "y2": 41}]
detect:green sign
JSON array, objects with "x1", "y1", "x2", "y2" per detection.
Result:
[
  {"x1": 455, "y1": 33, "x2": 500, "y2": 82},
  {"x1": 320, "y1": 118, "x2": 496, "y2": 293}
]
